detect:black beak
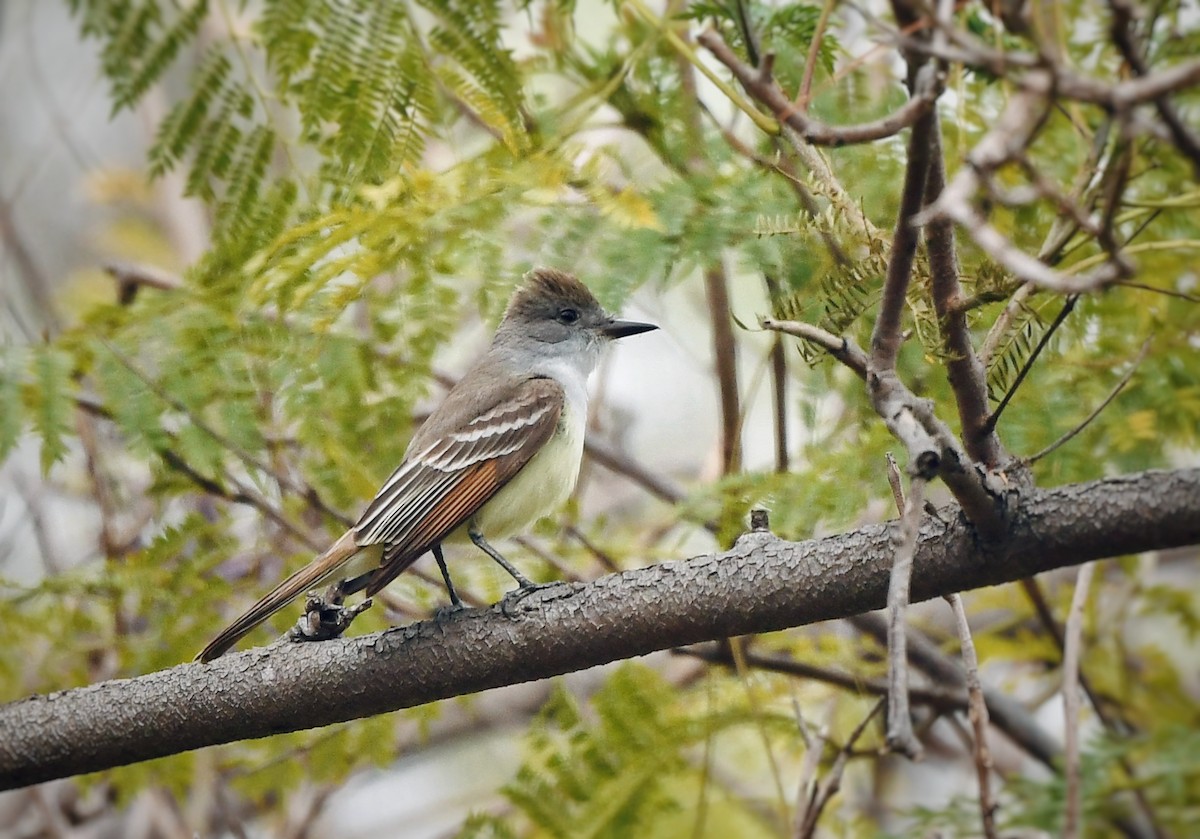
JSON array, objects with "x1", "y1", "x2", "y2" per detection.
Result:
[{"x1": 601, "y1": 318, "x2": 658, "y2": 339}]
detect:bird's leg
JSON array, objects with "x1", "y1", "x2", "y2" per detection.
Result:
[
  {"x1": 288, "y1": 579, "x2": 373, "y2": 643},
  {"x1": 469, "y1": 528, "x2": 538, "y2": 589},
  {"x1": 431, "y1": 544, "x2": 467, "y2": 627},
  {"x1": 431, "y1": 543, "x2": 464, "y2": 609}
]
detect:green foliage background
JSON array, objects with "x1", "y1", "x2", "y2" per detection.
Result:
[{"x1": 2, "y1": 0, "x2": 1199, "y2": 835}]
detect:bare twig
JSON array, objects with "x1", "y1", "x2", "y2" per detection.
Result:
[
  {"x1": 925, "y1": 117, "x2": 1007, "y2": 468},
  {"x1": 698, "y1": 28, "x2": 943, "y2": 147},
  {"x1": 795, "y1": 700, "x2": 885, "y2": 838},
  {"x1": 947, "y1": 593, "x2": 998, "y2": 839},
  {"x1": 97, "y1": 340, "x2": 350, "y2": 527},
  {"x1": 770, "y1": 335, "x2": 789, "y2": 471},
  {"x1": 916, "y1": 72, "x2": 1134, "y2": 294},
  {"x1": 796, "y1": 0, "x2": 836, "y2": 109},
  {"x1": 699, "y1": 102, "x2": 854, "y2": 268},
  {"x1": 563, "y1": 524, "x2": 622, "y2": 575},
  {"x1": 103, "y1": 261, "x2": 185, "y2": 304},
  {"x1": 1109, "y1": 0, "x2": 1200, "y2": 177},
  {"x1": 850, "y1": 610, "x2": 1061, "y2": 770},
  {"x1": 1063, "y1": 562, "x2": 1097, "y2": 839},
  {"x1": 889, "y1": 17, "x2": 1200, "y2": 110},
  {"x1": 677, "y1": 41, "x2": 742, "y2": 475},
  {"x1": 583, "y1": 436, "x2": 689, "y2": 505},
  {"x1": 1019, "y1": 573, "x2": 1168, "y2": 839},
  {"x1": 885, "y1": 472, "x2": 926, "y2": 759},
  {"x1": 704, "y1": 264, "x2": 743, "y2": 474},
  {"x1": 791, "y1": 700, "x2": 829, "y2": 838},
  {"x1": 1029, "y1": 337, "x2": 1151, "y2": 462},
  {"x1": 762, "y1": 313, "x2": 1008, "y2": 537},
  {"x1": 674, "y1": 643, "x2": 968, "y2": 711},
  {"x1": 760, "y1": 318, "x2": 869, "y2": 379},
  {"x1": 1116, "y1": 280, "x2": 1200, "y2": 303},
  {"x1": 985, "y1": 295, "x2": 1078, "y2": 434},
  {"x1": 625, "y1": 0, "x2": 777, "y2": 134},
  {"x1": 763, "y1": 273, "x2": 790, "y2": 474},
  {"x1": 869, "y1": 83, "x2": 937, "y2": 373}
]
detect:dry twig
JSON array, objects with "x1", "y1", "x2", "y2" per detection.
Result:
[
  {"x1": 885, "y1": 472, "x2": 926, "y2": 759},
  {"x1": 947, "y1": 593, "x2": 998, "y2": 839},
  {"x1": 1063, "y1": 562, "x2": 1097, "y2": 839}
]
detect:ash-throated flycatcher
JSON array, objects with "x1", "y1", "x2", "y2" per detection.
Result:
[{"x1": 198, "y1": 268, "x2": 656, "y2": 661}]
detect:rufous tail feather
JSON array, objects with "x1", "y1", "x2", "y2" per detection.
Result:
[{"x1": 196, "y1": 530, "x2": 361, "y2": 662}]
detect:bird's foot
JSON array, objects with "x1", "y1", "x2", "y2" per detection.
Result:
[
  {"x1": 500, "y1": 580, "x2": 555, "y2": 618},
  {"x1": 288, "y1": 585, "x2": 373, "y2": 643},
  {"x1": 432, "y1": 599, "x2": 467, "y2": 631}
]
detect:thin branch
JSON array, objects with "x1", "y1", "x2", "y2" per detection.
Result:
[
  {"x1": 1063, "y1": 562, "x2": 1097, "y2": 839},
  {"x1": 698, "y1": 28, "x2": 944, "y2": 147},
  {"x1": 885, "y1": 473, "x2": 926, "y2": 759},
  {"x1": 1059, "y1": 56, "x2": 1200, "y2": 110},
  {"x1": 701, "y1": 106, "x2": 853, "y2": 265},
  {"x1": 1019, "y1": 573, "x2": 1169, "y2": 839},
  {"x1": 795, "y1": 700, "x2": 885, "y2": 839},
  {"x1": 850, "y1": 610, "x2": 1060, "y2": 770},
  {"x1": 625, "y1": 0, "x2": 778, "y2": 134},
  {"x1": 1116, "y1": 280, "x2": 1200, "y2": 303},
  {"x1": 796, "y1": 0, "x2": 836, "y2": 109},
  {"x1": 1109, "y1": 0, "x2": 1200, "y2": 178},
  {"x1": 791, "y1": 700, "x2": 829, "y2": 839},
  {"x1": 869, "y1": 77, "x2": 938, "y2": 373},
  {"x1": 103, "y1": 261, "x2": 185, "y2": 304},
  {"x1": 96, "y1": 341, "x2": 348, "y2": 525},
  {"x1": 675, "y1": 643, "x2": 968, "y2": 711},
  {"x1": 760, "y1": 274, "x2": 791, "y2": 475},
  {"x1": 563, "y1": 525, "x2": 622, "y2": 575},
  {"x1": 704, "y1": 264, "x2": 743, "y2": 473},
  {"x1": 888, "y1": 15, "x2": 1200, "y2": 110},
  {"x1": 947, "y1": 593, "x2": 998, "y2": 839},
  {"x1": 759, "y1": 318, "x2": 869, "y2": 379},
  {"x1": 924, "y1": 115, "x2": 1008, "y2": 467},
  {"x1": 762, "y1": 313, "x2": 1006, "y2": 538},
  {"x1": 916, "y1": 71, "x2": 1135, "y2": 294},
  {"x1": 1029, "y1": 337, "x2": 1151, "y2": 462},
  {"x1": 769, "y1": 333, "x2": 789, "y2": 472},
  {"x1": 677, "y1": 40, "x2": 742, "y2": 475},
  {"x1": 985, "y1": 295, "x2": 1078, "y2": 435},
  {"x1": 732, "y1": 0, "x2": 761, "y2": 68},
  {"x1": 2, "y1": 468, "x2": 1198, "y2": 788}
]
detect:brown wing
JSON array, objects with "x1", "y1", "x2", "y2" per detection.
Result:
[{"x1": 353, "y1": 376, "x2": 564, "y2": 595}]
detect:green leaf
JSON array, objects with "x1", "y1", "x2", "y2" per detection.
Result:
[
  {"x1": 29, "y1": 347, "x2": 73, "y2": 473},
  {"x1": 0, "y1": 349, "x2": 23, "y2": 462}
]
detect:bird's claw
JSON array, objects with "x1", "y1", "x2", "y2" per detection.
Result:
[
  {"x1": 433, "y1": 600, "x2": 467, "y2": 629},
  {"x1": 500, "y1": 581, "x2": 554, "y2": 618}
]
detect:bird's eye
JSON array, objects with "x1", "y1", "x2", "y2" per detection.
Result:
[{"x1": 557, "y1": 307, "x2": 579, "y2": 324}]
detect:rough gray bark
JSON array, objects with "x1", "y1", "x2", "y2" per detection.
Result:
[{"x1": 2, "y1": 467, "x2": 1198, "y2": 790}]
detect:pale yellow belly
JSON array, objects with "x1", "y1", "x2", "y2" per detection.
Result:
[{"x1": 465, "y1": 408, "x2": 584, "y2": 539}]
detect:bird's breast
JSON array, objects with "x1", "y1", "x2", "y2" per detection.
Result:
[{"x1": 468, "y1": 400, "x2": 585, "y2": 538}]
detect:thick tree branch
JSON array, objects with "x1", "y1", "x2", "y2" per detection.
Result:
[{"x1": 1, "y1": 468, "x2": 1198, "y2": 789}]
